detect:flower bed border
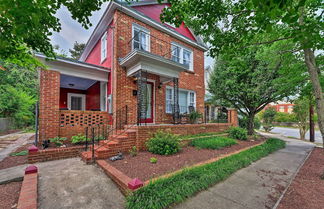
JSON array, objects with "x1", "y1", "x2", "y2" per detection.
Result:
[
  {"x1": 28, "y1": 145, "x2": 84, "y2": 163},
  {"x1": 97, "y1": 140, "x2": 266, "y2": 195},
  {"x1": 17, "y1": 166, "x2": 38, "y2": 209}
]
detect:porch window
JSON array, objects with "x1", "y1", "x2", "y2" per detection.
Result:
[
  {"x1": 101, "y1": 32, "x2": 107, "y2": 63},
  {"x1": 171, "y1": 42, "x2": 193, "y2": 71},
  {"x1": 166, "y1": 87, "x2": 196, "y2": 114},
  {"x1": 68, "y1": 93, "x2": 86, "y2": 111},
  {"x1": 132, "y1": 24, "x2": 150, "y2": 52}
]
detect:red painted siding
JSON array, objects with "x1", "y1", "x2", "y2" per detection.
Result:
[
  {"x1": 59, "y1": 88, "x2": 86, "y2": 109},
  {"x1": 132, "y1": 4, "x2": 196, "y2": 41},
  {"x1": 86, "y1": 82, "x2": 101, "y2": 110}
]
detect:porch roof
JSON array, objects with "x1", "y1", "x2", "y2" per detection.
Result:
[
  {"x1": 36, "y1": 54, "x2": 110, "y2": 82},
  {"x1": 119, "y1": 49, "x2": 188, "y2": 82}
]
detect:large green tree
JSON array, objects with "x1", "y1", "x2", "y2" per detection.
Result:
[
  {"x1": 0, "y1": 0, "x2": 111, "y2": 65},
  {"x1": 160, "y1": 0, "x2": 324, "y2": 144},
  {"x1": 209, "y1": 42, "x2": 305, "y2": 135}
]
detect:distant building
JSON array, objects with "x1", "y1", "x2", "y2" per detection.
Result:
[{"x1": 266, "y1": 102, "x2": 295, "y2": 114}]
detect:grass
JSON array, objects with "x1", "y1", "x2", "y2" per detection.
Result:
[
  {"x1": 178, "y1": 132, "x2": 225, "y2": 141},
  {"x1": 10, "y1": 150, "x2": 28, "y2": 156},
  {"x1": 190, "y1": 136, "x2": 237, "y2": 149},
  {"x1": 126, "y1": 138, "x2": 285, "y2": 209}
]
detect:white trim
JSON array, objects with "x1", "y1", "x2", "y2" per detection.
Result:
[
  {"x1": 132, "y1": 23, "x2": 150, "y2": 52},
  {"x1": 67, "y1": 93, "x2": 86, "y2": 111},
  {"x1": 171, "y1": 42, "x2": 194, "y2": 71},
  {"x1": 165, "y1": 86, "x2": 196, "y2": 113},
  {"x1": 101, "y1": 32, "x2": 107, "y2": 63},
  {"x1": 79, "y1": 1, "x2": 208, "y2": 61},
  {"x1": 100, "y1": 81, "x2": 107, "y2": 111}
]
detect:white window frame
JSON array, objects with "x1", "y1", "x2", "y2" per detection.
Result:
[
  {"x1": 171, "y1": 42, "x2": 193, "y2": 71},
  {"x1": 101, "y1": 32, "x2": 107, "y2": 63},
  {"x1": 67, "y1": 93, "x2": 86, "y2": 111},
  {"x1": 165, "y1": 86, "x2": 196, "y2": 113},
  {"x1": 132, "y1": 23, "x2": 150, "y2": 52}
]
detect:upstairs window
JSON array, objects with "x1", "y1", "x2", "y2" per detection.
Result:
[
  {"x1": 101, "y1": 32, "x2": 107, "y2": 63},
  {"x1": 132, "y1": 24, "x2": 150, "y2": 52},
  {"x1": 171, "y1": 42, "x2": 193, "y2": 71}
]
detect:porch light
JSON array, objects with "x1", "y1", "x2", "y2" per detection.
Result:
[
  {"x1": 68, "y1": 83, "x2": 75, "y2": 87},
  {"x1": 158, "y1": 82, "x2": 162, "y2": 89}
]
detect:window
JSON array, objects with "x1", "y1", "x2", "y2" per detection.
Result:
[
  {"x1": 101, "y1": 32, "x2": 107, "y2": 62},
  {"x1": 165, "y1": 87, "x2": 196, "y2": 113},
  {"x1": 171, "y1": 42, "x2": 193, "y2": 71},
  {"x1": 107, "y1": 94, "x2": 113, "y2": 114},
  {"x1": 100, "y1": 81, "x2": 107, "y2": 111},
  {"x1": 67, "y1": 93, "x2": 86, "y2": 111},
  {"x1": 132, "y1": 24, "x2": 150, "y2": 52},
  {"x1": 279, "y1": 106, "x2": 285, "y2": 112}
]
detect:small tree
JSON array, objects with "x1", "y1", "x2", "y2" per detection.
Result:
[
  {"x1": 293, "y1": 97, "x2": 310, "y2": 140},
  {"x1": 262, "y1": 107, "x2": 277, "y2": 132}
]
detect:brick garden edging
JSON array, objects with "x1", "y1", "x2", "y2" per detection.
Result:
[
  {"x1": 28, "y1": 145, "x2": 84, "y2": 163},
  {"x1": 17, "y1": 165, "x2": 38, "y2": 209},
  {"x1": 98, "y1": 140, "x2": 265, "y2": 195}
]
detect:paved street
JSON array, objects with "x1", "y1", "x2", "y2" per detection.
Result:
[{"x1": 271, "y1": 127, "x2": 322, "y2": 144}]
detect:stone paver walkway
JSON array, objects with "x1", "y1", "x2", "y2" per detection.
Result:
[
  {"x1": 37, "y1": 158, "x2": 125, "y2": 209},
  {"x1": 0, "y1": 133, "x2": 34, "y2": 161},
  {"x1": 173, "y1": 133, "x2": 314, "y2": 209}
]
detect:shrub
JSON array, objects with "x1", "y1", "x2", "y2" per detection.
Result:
[
  {"x1": 189, "y1": 111, "x2": 202, "y2": 124},
  {"x1": 146, "y1": 130, "x2": 180, "y2": 155},
  {"x1": 228, "y1": 127, "x2": 248, "y2": 140},
  {"x1": 262, "y1": 107, "x2": 277, "y2": 132},
  {"x1": 49, "y1": 137, "x2": 67, "y2": 146},
  {"x1": 71, "y1": 134, "x2": 88, "y2": 144},
  {"x1": 150, "y1": 157, "x2": 157, "y2": 164},
  {"x1": 129, "y1": 146, "x2": 138, "y2": 157},
  {"x1": 274, "y1": 112, "x2": 297, "y2": 123},
  {"x1": 239, "y1": 116, "x2": 261, "y2": 130},
  {"x1": 126, "y1": 138, "x2": 285, "y2": 209},
  {"x1": 190, "y1": 136, "x2": 237, "y2": 149}
]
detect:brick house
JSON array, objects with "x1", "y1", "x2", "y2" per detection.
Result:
[{"x1": 36, "y1": 0, "x2": 238, "y2": 158}]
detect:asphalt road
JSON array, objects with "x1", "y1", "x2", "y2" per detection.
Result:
[{"x1": 271, "y1": 127, "x2": 322, "y2": 144}]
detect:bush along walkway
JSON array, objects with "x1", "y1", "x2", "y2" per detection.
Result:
[{"x1": 127, "y1": 139, "x2": 312, "y2": 209}]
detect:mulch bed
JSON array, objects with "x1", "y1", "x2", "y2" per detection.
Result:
[
  {"x1": 0, "y1": 144, "x2": 30, "y2": 170},
  {"x1": 107, "y1": 138, "x2": 265, "y2": 181},
  {"x1": 277, "y1": 147, "x2": 324, "y2": 209},
  {"x1": 0, "y1": 181, "x2": 22, "y2": 209}
]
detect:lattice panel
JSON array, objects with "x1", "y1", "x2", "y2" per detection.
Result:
[{"x1": 60, "y1": 111, "x2": 108, "y2": 127}]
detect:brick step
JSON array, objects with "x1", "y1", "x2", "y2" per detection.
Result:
[{"x1": 81, "y1": 151, "x2": 98, "y2": 163}]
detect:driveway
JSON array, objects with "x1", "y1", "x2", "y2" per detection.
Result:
[
  {"x1": 37, "y1": 158, "x2": 125, "y2": 209},
  {"x1": 173, "y1": 133, "x2": 314, "y2": 209},
  {"x1": 271, "y1": 126, "x2": 322, "y2": 144}
]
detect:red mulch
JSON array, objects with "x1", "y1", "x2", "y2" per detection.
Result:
[
  {"x1": 107, "y1": 139, "x2": 264, "y2": 181},
  {"x1": 277, "y1": 147, "x2": 324, "y2": 209},
  {"x1": 0, "y1": 144, "x2": 30, "y2": 170},
  {"x1": 0, "y1": 181, "x2": 22, "y2": 209}
]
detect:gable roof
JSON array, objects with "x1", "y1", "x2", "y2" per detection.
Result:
[{"x1": 79, "y1": 0, "x2": 208, "y2": 61}]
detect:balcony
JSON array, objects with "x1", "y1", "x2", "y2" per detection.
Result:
[{"x1": 119, "y1": 27, "x2": 192, "y2": 82}]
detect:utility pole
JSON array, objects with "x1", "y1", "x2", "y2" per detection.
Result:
[{"x1": 309, "y1": 97, "x2": 315, "y2": 142}]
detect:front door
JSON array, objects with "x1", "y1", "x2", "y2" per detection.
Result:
[{"x1": 140, "y1": 82, "x2": 154, "y2": 123}]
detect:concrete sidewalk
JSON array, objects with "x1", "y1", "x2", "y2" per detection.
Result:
[
  {"x1": 173, "y1": 133, "x2": 314, "y2": 209},
  {"x1": 0, "y1": 133, "x2": 34, "y2": 161}
]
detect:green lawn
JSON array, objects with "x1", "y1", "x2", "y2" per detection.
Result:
[
  {"x1": 190, "y1": 136, "x2": 237, "y2": 149},
  {"x1": 126, "y1": 138, "x2": 285, "y2": 209}
]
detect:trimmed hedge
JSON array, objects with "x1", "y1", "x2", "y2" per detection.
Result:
[
  {"x1": 126, "y1": 138, "x2": 285, "y2": 209},
  {"x1": 190, "y1": 136, "x2": 237, "y2": 149}
]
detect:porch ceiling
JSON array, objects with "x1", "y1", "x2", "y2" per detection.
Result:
[
  {"x1": 60, "y1": 74, "x2": 97, "y2": 90},
  {"x1": 119, "y1": 49, "x2": 188, "y2": 82}
]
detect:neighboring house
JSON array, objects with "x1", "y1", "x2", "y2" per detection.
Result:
[
  {"x1": 36, "y1": 0, "x2": 238, "y2": 158},
  {"x1": 266, "y1": 102, "x2": 295, "y2": 114}
]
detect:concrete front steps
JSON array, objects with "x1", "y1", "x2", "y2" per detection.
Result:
[{"x1": 81, "y1": 129, "x2": 137, "y2": 163}]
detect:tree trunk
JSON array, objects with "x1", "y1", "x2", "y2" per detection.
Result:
[
  {"x1": 300, "y1": 125, "x2": 306, "y2": 140},
  {"x1": 309, "y1": 101, "x2": 315, "y2": 142},
  {"x1": 303, "y1": 49, "x2": 324, "y2": 146},
  {"x1": 247, "y1": 114, "x2": 255, "y2": 135}
]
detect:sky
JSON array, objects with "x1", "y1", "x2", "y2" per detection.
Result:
[{"x1": 50, "y1": 4, "x2": 214, "y2": 68}]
